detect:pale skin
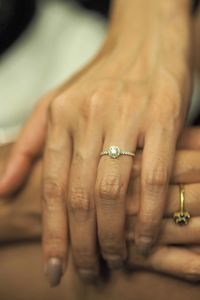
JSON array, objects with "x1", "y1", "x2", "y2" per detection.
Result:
[
  {"x1": 0, "y1": 0, "x2": 195, "y2": 286},
  {"x1": 1, "y1": 128, "x2": 200, "y2": 287}
]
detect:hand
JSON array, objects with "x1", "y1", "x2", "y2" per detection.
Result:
[
  {"x1": 126, "y1": 180, "x2": 200, "y2": 247},
  {"x1": 0, "y1": 127, "x2": 200, "y2": 286},
  {"x1": 2, "y1": 140, "x2": 200, "y2": 246},
  {"x1": 0, "y1": 0, "x2": 192, "y2": 280},
  {"x1": 127, "y1": 245, "x2": 200, "y2": 282},
  {"x1": 0, "y1": 42, "x2": 192, "y2": 276},
  {"x1": 126, "y1": 128, "x2": 200, "y2": 281},
  {"x1": 1, "y1": 140, "x2": 200, "y2": 285}
]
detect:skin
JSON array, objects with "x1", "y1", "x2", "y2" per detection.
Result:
[
  {"x1": 193, "y1": 8, "x2": 200, "y2": 72},
  {"x1": 1, "y1": 127, "x2": 200, "y2": 286},
  {"x1": 0, "y1": 0, "x2": 196, "y2": 285},
  {"x1": 2, "y1": 244, "x2": 200, "y2": 300}
]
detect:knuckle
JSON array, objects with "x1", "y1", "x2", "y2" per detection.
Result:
[
  {"x1": 42, "y1": 179, "x2": 65, "y2": 210},
  {"x1": 73, "y1": 247, "x2": 97, "y2": 268},
  {"x1": 43, "y1": 231, "x2": 65, "y2": 245},
  {"x1": 143, "y1": 164, "x2": 169, "y2": 190},
  {"x1": 82, "y1": 86, "x2": 109, "y2": 121},
  {"x1": 96, "y1": 174, "x2": 122, "y2": 201},
  {"x1": 48, "y1": 95, "x2": 65, "y2": 122},
  {"x1": 100, "y1": 232, "x2": 123, "y2": 255},
  {"x1": 138, "y1": 214, "x2": 159, "y2": 234},
  {"x1": 73, "y1": 150, "x2": 86, "y2": 165},
  {"x1": 68, "y1": 186, "x2": 92, "y2": 213},
  {"x1": 43, "y1": 232, "x2": 66, "y2": 257},
  {"x1": 87, "y1": 90, "x2": 105, "y2": 115}
]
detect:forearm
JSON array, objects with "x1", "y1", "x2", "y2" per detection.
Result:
[
  {"x1": 102, "y1": 0, "x2": 192, "y2": 90},
  {"x1": 108, "y1": 0, "x2": 191, "y2": 56}
]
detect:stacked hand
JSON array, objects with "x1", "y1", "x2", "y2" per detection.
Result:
[
  {"x1": 1, "y1": 128, "x2": 200, "y2": 284},
  {"x1": 0, "y1": 0, "x2": 193, "y2": 286}
]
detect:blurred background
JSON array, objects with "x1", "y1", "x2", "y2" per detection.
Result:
[{"x1": 0, "y1": 0, "x2": 108, "y2": 142}]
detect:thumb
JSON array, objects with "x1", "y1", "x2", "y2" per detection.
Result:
[{"x1": 0, "y1": 96, "x2": 50, "y2": 196}]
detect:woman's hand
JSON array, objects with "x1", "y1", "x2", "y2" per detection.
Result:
[
  {"x1": 1, "y1": 128, "x2": 200, "y2": 286},
  {"x1": 0, "y1": 0, "x2": 192, "y2": 281},
  {"x1": 1, "y1": 146, "x2": 200, "y2": 284}
]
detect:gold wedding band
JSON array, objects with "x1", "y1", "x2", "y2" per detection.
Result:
[{"x1": 173, "y1": 184, "x2": 191, "y2": 225}]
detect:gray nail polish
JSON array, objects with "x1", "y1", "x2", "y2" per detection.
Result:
[{"x1": 46, "y1": 258, "x2": 63, "y2": 287}]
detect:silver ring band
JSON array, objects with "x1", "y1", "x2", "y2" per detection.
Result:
[{"x1": 100, "y1": 146, "x2": 135, "y2": 159}]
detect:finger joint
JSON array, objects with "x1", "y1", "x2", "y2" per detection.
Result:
[
  {"x1": 68, "y1": 187, "x2": 93, "y2": 221},
  {"x1": 96, "y1": 174, "x2": 122, "y2": 204},
  {"x1": 143, "y1": 164, "x2": 169, "y2": 192},
  {"x1": 42, "y1": 179, "x2": 65, "y2": 211}
]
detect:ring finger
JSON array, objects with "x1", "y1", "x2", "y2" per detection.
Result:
[{"x1": 95, "y1": 127, "x2": 138, "y2": 268}]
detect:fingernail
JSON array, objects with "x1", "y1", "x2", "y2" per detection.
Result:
[
  {"x1": 45, "y1": 258, "x2": 63, "y2": 287},
  {"x1": 137, "y1": 237, "x2": 153, "y2": 256},
  {"x1": 78, "y1": 269, "x2": 98, "y2": 283}
]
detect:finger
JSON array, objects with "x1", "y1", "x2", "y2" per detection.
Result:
[
  {"x1": 169, "y1": 150, "x2": 200, "y2": 184},
  {"x1": 42, "y1": 102, "x2": 72, "y2": 287},
  {"x1": 126, "y1": 215, "x2": 200, "y2": 245},
  {"x1": 126, "y1": 182, "x2": 200, "y2": 245},
  {"x1": 0, "y1": 95, "x2": 52, "y2": 196},
  {"x1": 177, "y1": 127, "x2": 200, "y2": 150},
  {"x1": 186, "y1": 246, "x2": 200, "y2": 254},
  {"x1": 137, "y1": 127, "x2": 200, "y2": 149},
  {"x1": 159, "y1": 217, "x2": 200, "y2": 245},
  {"x1": 67, "y1": 118, "x2": 102, "y2": 281},
  {"x1": 127, "y1": 244, "x2": 200, "y2": 282},
  {"x1": 95, "y1": 126, "x2": 137, "y2": 268},
  {"x1": 135, "y1": 126, "x2": 176, "y2": 254},
  {"x1": 131, "y1": 150, "x2": 200, "y2": 186},
  {"x1": 127, "y1": 183, "x2": 200, "y2": 218}
]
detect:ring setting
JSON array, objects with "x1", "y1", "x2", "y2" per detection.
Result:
[
  {"x1": 100, "y1": 145, "x2": 135, "y2": 159},
  {"x1": 173, "y1": 184, "x2": 191, "y2": 225}
]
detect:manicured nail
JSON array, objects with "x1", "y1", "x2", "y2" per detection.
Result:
[
  {"x1": 78, "y1": 269, "x2": 98, "y2": 283},
  {"x1": 137, "y1": 237, "x2": 153, "y2": 256},
  {"x1": 46, "y1": 258, "x2": 63, "y2": 287}
]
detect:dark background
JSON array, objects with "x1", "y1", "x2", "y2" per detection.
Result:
[{"x1": 0, "y1": 0, "x2": 110, "y2": 55}]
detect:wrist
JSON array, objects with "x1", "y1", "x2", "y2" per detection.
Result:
[{"x1": 102, "y1": 0, "x2": 192, "y2": 64}]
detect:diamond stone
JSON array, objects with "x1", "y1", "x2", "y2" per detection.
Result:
[{"x1": 108, "y1": 146, "x2": 121, "y2": 158}]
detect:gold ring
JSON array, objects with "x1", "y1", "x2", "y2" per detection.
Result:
[{"x1": 173, "y1": 184, "x2": 191, "y2": 225}]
